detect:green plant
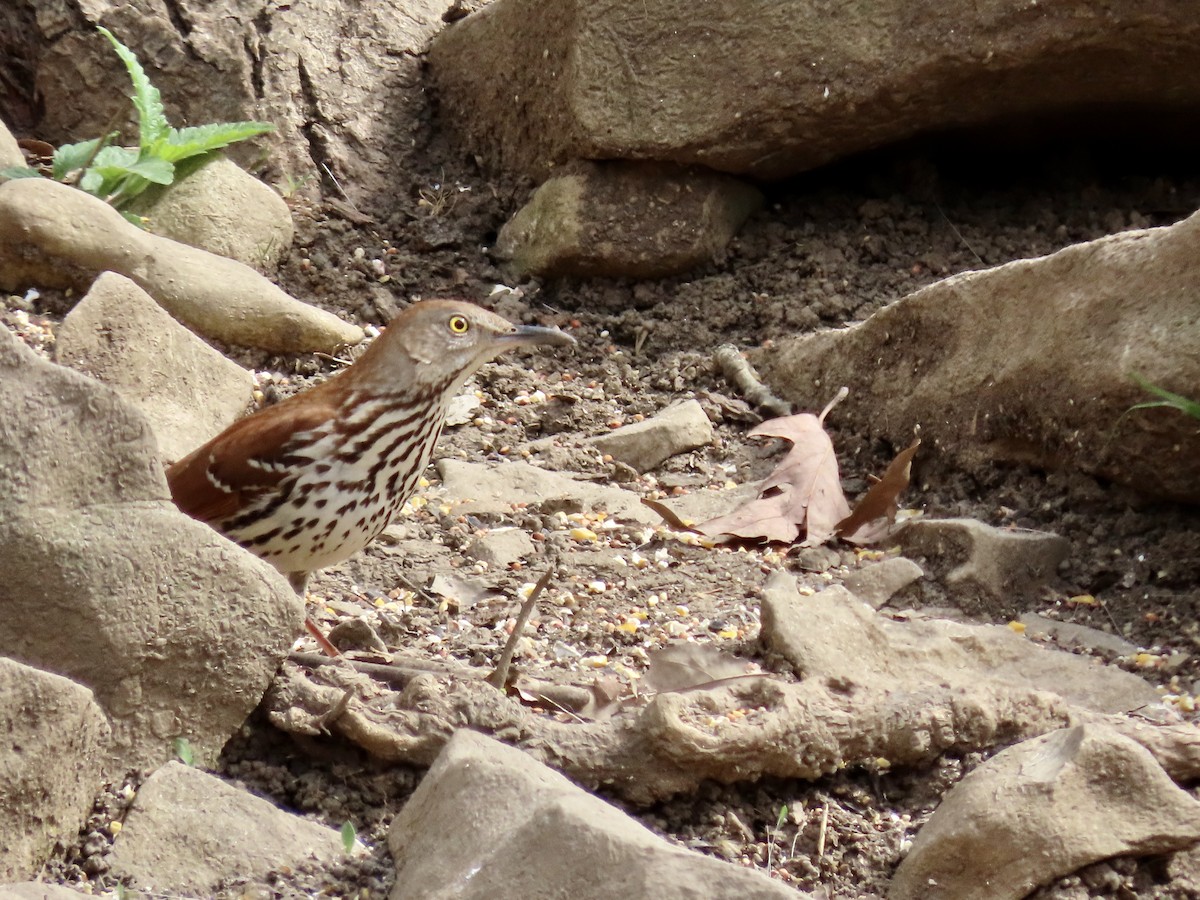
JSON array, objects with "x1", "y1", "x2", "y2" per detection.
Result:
[
  {"x1": 1129, "y1": 372, "x2": 1200, "y2": 421},
  {"x1": 341, "y1": 820, "x2": 357, "y2": 854},
  {"x1": 0, "y1": 26, "x2": 273, "y2": 219},
  {"x1": 173, "y1": 736, "x2": 195, "y2": 766}
]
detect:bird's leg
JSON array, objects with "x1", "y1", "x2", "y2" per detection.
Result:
[{"x1": 288, "y1": 570, "x2": 340, "y2": 658}]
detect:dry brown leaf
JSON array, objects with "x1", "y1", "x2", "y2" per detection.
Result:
[
  {"x1": 577, "y1": 676, "x2": 627, "y2": 722},
  {"x1": 642, "y1": 643, "x2": 752, "y2": 694},
  {"x1": 836, "y1": 438, "x2": 921, "y2": 544},
  {"x1": 696, "y1": 412, "x2": 851, "y2": 545}
]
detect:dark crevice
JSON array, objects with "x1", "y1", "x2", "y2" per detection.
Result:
[
  {"x1": 246, "y1": 7, "x2": 273, "y2": 102},
  {"x1": 297, "y1": 57, "x2": 335, "y2": 194},
  {"x1": 159, "y1": 0, "x2": 193, "y2": 39}
]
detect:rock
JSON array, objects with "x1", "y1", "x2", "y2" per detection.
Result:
[
  {"x1": 0, "y1": 178, "x2": 362, "y2": 353},
  {"x1": 1018, "y1": 612, "x2": 1140, "y2": 659},
  {"x1": 897, "y1": 518, "x2": 1069, "y2": 610},
  {"x1": 110, "y1": 762, "x2": 345, "y2": 894},
  {"x1": 0, "y1": 658, "x2": 110, "y2": 882},
  {"x1": 890, "y1": 724, "x2": 1200, "y2": 900},
  {"x1": 22, "y1": 1, "x2": 444, "y2": 209},
  {"x1": 465, "y1": 528, "x2": 536, "y2": 568},
  {"x1": 132, "y1": 155, "x2": 294, "y2": 270},
  {"x1": 588, "y1": 399, "x2": 715, "y2": 473},
  {"x1": 54, "y1": 272, "x2": 256, "y2": 464},
  {"x1": 0, "y1": 118, "x2": 23, "y2": 168},
  {"x1": 494, "y1": 161, "x2": 761, "y2": 278},
  {"x1": 429, "y1": 0, "x2": 1200, "y2": 180},
  {"x1": 436, "y1": 459, "x2": 658, "y2": 524},
  {"x1": 841, "y1": 556, "x2": 924, "y2": 608},
  {"x1": 1169, "y1": 842, "x2": 1200, "y2": 893},
  {"x1": 759, "y1": 575, "x2": 1158, "y2": 715},
  {"x1": 0, "y1": 885, "x2": 93, "y2": 899},
  {"x1": 388, "y1": 730, "x2": 801, "y2": 900},
  {"x1": 0, "y1": 328, "x2": 303, "y2": 774},
  {"x1": 756, "y1": 214, "x2": 1200, "y2": 504}
]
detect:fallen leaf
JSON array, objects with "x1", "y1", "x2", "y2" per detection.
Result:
[
  {"x1": 696, "y1": 412, "x2": 851, "y2": 545},
  {"x1": 836, "y1": 438, "x2": 921, "y2": 544},
  {"x1": 641, "y1": 497, "x2": 696, "y2": 531},
  {"x1": 577, "y1": 676, "x2": 627, "y2": 722},
  {"x1": 642, "y1": 643, "x2": 751, "y2": 694}
]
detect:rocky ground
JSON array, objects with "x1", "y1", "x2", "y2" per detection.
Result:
[{"x1": 7, "y1": 129, "x2": 1193, "y2": 897}]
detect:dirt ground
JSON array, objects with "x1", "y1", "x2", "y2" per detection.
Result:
[{"x1": 32, "y1": 125, "x2": 1200, "y2": 897}]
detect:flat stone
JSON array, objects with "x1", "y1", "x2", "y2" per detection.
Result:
[
  {"x1": 465, "y1": 528, "x2": 536, "y2": 568},
  {"x1": 891, "y1": 724, "x2": 1200, "y2": 900},
  {"x1": 1019, "y1": 612, "x2": 1140, "y2": 659},
  {"x1": 54, "y1": 271, "x2": 255, "y2": 463},
  {"x1": 111, "y1": 762, "x2": 345, "y2": 895},
  {"x1": 0, "y1": 118, "x2": 23, "y2": 168},
  {"x1": 388, "y1": 730, "x2": 802, "y2": 900},
  {"x1": 0, "y1": 659, "x2": 110, "y2": 882},
  {"x1": 589, "y1": 399, "x2": 715, "y2": 473},
  {"x1": 841, "y1": 556, "x2": 924, "y2": 609},
  {"x1": 495, "y1": 161, "x2": 761, "y2": 278},
  {"x1": 760, "y1": 575, "x2": 1159, "y2": 715},
  {"x1": 897, "y1": 517, "x2": 1069, "y2": 606},
  {"x1": 0, "y1": 884, "x2": 93, "y2": 899},
  {"x1": 436, "y1": 459, "x2": 657, "y2": 525}
]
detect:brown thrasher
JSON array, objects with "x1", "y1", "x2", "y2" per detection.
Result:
[{"x1": 167, "y1": 300, "x2": 574, "y2": 647}]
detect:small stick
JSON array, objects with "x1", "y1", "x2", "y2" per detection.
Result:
[
  {"x1": 488, "y1": 564, "x2": 555, "y2": 690},
  {"x1": 714, "y1": 344, "x2": 792, "y2": 418},
  {"x1": 816, "y1": 804, "x2": 830, "y2": 861}
]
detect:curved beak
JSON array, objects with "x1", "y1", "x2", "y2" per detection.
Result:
[{"x1": 499, "y1": 324, "x2": 577, "y2": 349}]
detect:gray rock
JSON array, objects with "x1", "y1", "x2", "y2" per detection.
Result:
[
  {"x1": 0, "y1": 118, "x2": 23, "y2": 169},
  {"x1": 841, "y1": 556, "x2": 924, "y2": 608},
  {"x1": 388, "y1": 730, "x2": 802, "y2": 900},
  {"x1": 436, "y1": 459, "x2": 658, "y2": 524},
  {"x1": 897, "y1": 518, "x2": 1069, "y2": 606},
  {"x1": 133, "y1": 155, "x2": 294, "y2": 270},
  {"x1": 1018, "y1": 612, "x2": 1140, "y2": 659},
  {"x1": 54, "y1": 271, "x2": 256, "y2": 464},
  {"x1": 465, "y1": 528, "x2": 536, "y2": 568},
  {"x1": 430, "y1": 0, "x2": 1200, "y2": 180},
  {"x1": 0, "y1": 328, "x2": 302, "y2": 774},
  {"x1": 494, "y1": 161, "x2": 761, "y2": 278},
  {"x1": 589, "y1": 399, "x2": 715, "y2": 473},
  {"x1": 110, "y1": 762, "x2": 345, "y2": 895},
  {"x1": 0, "y1": 884, "x2": 92, "y2": 899},
  {"x1": 757, "y1": 214, "x2": 1200, "y2": 503},
  {"x1": 0, "y1": 659, "x2": 110, "y2": 882},
  {"x1": 28, "y1": 2, "x2": 444, "y2": 209},
  {"x1": 0, "y1": 178, "x2": 362, "y2": 353},
  {"x1": 891, "y1": 724, "x2": 1200, "y2": 900},
  {"x1": 760, "y1": 576, "x2": 1158, "y2": 715}
]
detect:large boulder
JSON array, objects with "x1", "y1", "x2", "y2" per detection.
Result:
[
  {"x1": 0, "y1": 327, "x2": 303, "y2": 775},
  {"x1": 755, "y1": 212, "x2": 1200, "y2": 503},
  {"x1": 429, "y1": 0, "x2": 1200, "y2": 179}
]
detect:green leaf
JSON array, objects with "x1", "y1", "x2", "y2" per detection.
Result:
[
  {"x1": 1129, "y1": 373, "x2": 1200, "y2": 421},
  {"x1": 53, "y1": 135, "x2": 112, "y2": 181},
  {"x1": 0, "y1": 167, "x2": 41, "y2": 180},
  {"x1": 97, "y1": 26, "x2": 170, "y2": 149},
  {"x1": 153, "y1": 121, "x2": 275, "y2": 163},
  {"x1": 776, "y1": 804, "x2": 788, "y2": 829},
  {"x1": 173, "y1": 737, "x2": 195, "y2": 766},
  {"x1": 340, "y1": 820, "x2": 357, "y2": 854}
]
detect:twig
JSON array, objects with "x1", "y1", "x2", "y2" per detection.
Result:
[
  {"x1": 714, "y1": 344, "x2": 792, "y2": 418},
  {"x1": 289, "y1": 650, "x2": 477, "y2": 687},
  {"x1": 488, "y1": 564, "x2": 555, "y2": 690},
  {"x1": 816, "y1": 804, "x2": 829, "y2": 861}
]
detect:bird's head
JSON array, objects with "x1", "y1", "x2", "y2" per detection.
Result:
[{"x1": 353, "y1": 299, "x2": 575, "y2": 395}]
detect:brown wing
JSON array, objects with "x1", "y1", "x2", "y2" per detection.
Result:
[{"x1": 166, "y1": 397, "x2": 338, "y2": 524}]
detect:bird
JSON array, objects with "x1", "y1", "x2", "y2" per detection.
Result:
[{"x1": 167, "y1": 300, "x2": 575, "y2": 650}]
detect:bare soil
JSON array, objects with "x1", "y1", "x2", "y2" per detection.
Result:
[{"x1": 33, "y1": 130, "x2": 1200, "y2": 897}]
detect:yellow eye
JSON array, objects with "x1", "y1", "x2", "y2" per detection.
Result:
[{"x1": 448, "y1": 314, "x2": 470, "y2": 335}]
